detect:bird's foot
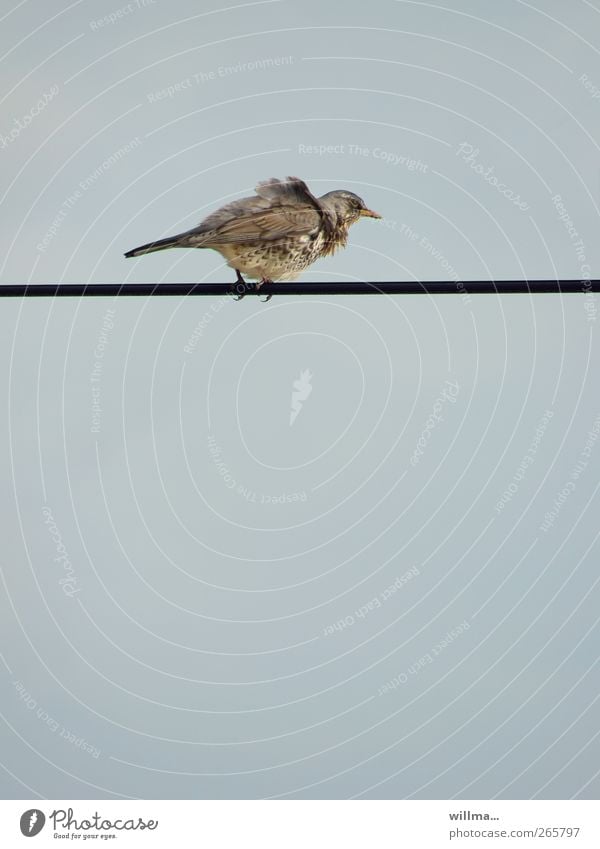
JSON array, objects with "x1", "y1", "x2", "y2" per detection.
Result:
[
  {"x1": 257, "y1": 278, "x2": 273, "y2": 302},
  {"x1": 229, "y1": 273, "x2": 273, "y2": 302},
  {"x1": 229, "y1": 270, "x2": 254, "y2": 300}
]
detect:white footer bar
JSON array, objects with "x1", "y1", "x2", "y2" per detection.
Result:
[{"x1": 0, "y1": 800, "x2": 598, "y2": 848}]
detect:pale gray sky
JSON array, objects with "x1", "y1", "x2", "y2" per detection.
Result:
[{"x1": 1, "y1": 0, "x2": 599, "y2": 800}]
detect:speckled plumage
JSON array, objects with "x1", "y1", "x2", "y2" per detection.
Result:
[{"x1": 124, "y1": 177, "x2": 381, "y2": 292}]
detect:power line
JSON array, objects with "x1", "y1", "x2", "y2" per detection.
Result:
[{"x1": 0, "y1": 280, "x2": 598, "y2": 297}]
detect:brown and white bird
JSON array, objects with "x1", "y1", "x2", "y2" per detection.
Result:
[{"x1": 124, "y1": 176, "x2": 381, "y2": 299}]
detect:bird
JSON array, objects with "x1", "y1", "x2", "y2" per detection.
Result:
[{"x1": 124, "y1": 176, "x2": 381, "y2": 300}]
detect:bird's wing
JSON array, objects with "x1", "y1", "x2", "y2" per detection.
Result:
[
  {"x1": 255, "y1": 176, "x2": 324, "y2": 211},
  {"x1": 198, "y1": 204, "x2": 323, "y2": 245},
  {"x1": 190, "y1": 196, "x2": 273, "y2": 233},
  {"x1": 190, "y1": 178, "x2": 320, "y2": 235},
  {"x1": 256, "y1": 176, "x2": 335, "y2": 240}
]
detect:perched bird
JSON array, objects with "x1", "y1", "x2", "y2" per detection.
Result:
[{"x1": 124, "y1": 176, "x2": 381, "y2": 299}]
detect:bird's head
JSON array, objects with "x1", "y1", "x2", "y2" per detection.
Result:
[{"x1": 319, "y1": 190, "x2": 382, "y2": 227}]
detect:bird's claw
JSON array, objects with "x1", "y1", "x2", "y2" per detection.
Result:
[
  {"x1": 229, "y1": 273, "x2": 252, "y2": 300},
  {"x1": 257, "y1": 279, "x2": 273, "y2": 302},
  {"x1": 230, "y1": 285, "x2": 246, "y2": 301}
]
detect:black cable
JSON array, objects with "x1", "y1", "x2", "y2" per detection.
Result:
[{"x1": 0, "y1": 280, "x2": 598, "y2": 297}]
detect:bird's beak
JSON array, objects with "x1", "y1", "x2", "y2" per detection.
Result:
[{"x1": 360, "y1": 208, "x2": 382, "y2": 219}]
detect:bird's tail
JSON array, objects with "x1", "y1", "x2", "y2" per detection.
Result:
[{"x1": 124, "y1": 236, "x2": 182, "y2": 258}]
